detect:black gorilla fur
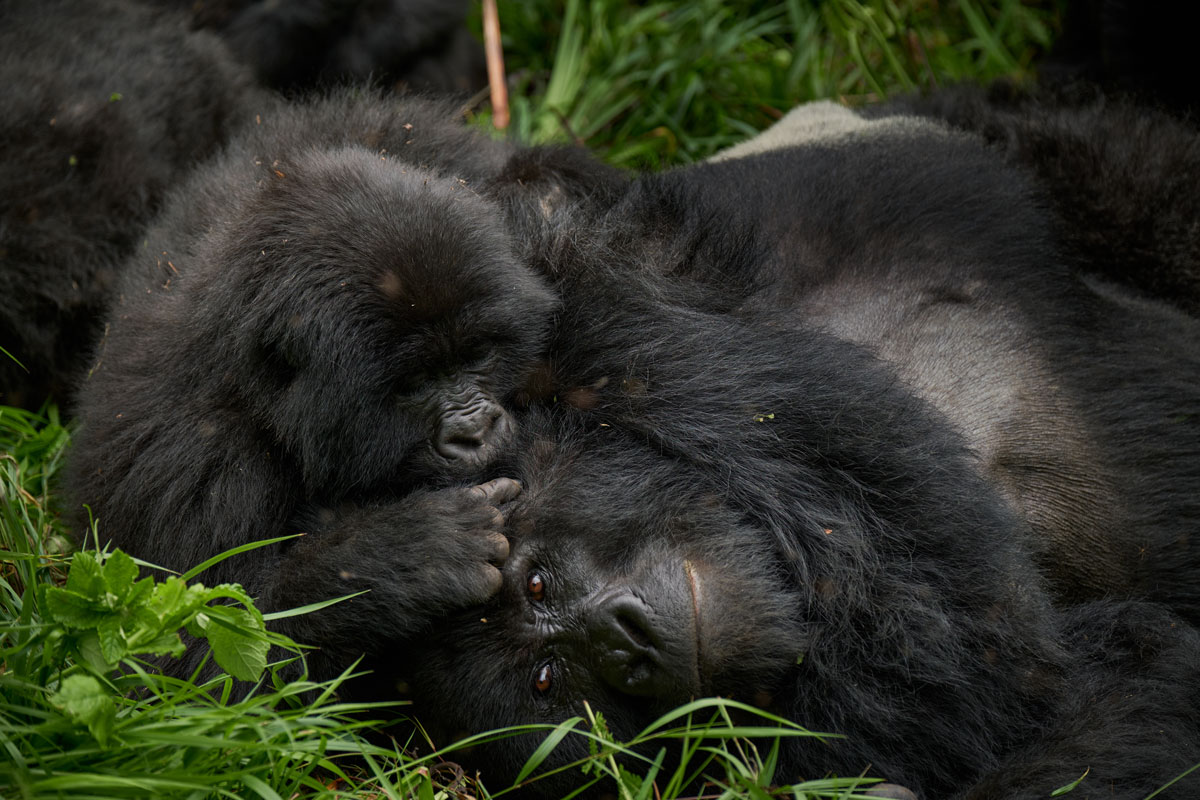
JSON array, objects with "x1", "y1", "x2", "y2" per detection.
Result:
[
  {"x1": 0, "y1": 0, "x2": 252, "y2": 408},
  {"x1": 397, "y1": 102, "x2": 1200, "y2": 795},
  {"x1": 67, "y1": 91, "x2": 559, "y2": 678},
  {"x1": 871, "y1": 82, "x2": 1200, "y2": 315},
  {"x1": 61, "y1": 55, "x2": 1200, "y2": 800},
  {"x1": 408, "y1": 399, "x2": 1200, "y2": 799},
  {"x1": 607, "y1": 103, "x2": 1200, "y2": 623},
  {"x1": 160, "y1": 0, "x2": 485, "y2": 93}
]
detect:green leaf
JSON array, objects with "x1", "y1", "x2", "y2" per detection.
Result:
[
  {"x1": 62, "y1": 550, "x2": 105, "y2": 599},
  {"x1": 515, "y1": 716, "x2": 586, "y2": 783},
  {"x1": 50, "y1": 674, "x2": 116, "y2": 745},
  {"x1": 179, "y1": 534, "x2": 299, "y2": 582},
  {"x1": 199, "y1": 606, "x2": 270, "y2": 681},
  {"x1": 239, "y1": 773, "x2": 283, "y2": 800},
  {"x1": 260, "y1": 589, "x2": 368, "y2": 620},
  {"x1": 97, "y1": 618, "x2": 126, "y2": 665},
  {"x1": 101, "y1": 549, "x2": 140, "y2": 600},
  {"x1": 133, "y1": 630, "x2": 187, "y2": 658},
  {"x1": 1051, "y1": 768, "x2": 1089, "y2": 795},
  {"x1": 42, "y1": 586, "x2": 112, "y2": 629},
  {"x1": 76, "y1": 630, "x2": 113, "y2": 672}
]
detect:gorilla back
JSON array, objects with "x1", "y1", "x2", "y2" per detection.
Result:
[{"x1": 622, "y1": 101, "x2": 1200, "y2": 621}]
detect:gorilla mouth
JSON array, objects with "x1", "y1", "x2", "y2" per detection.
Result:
[{"x1": 430, "y1": 409, "x2": 516, "y2": 474}]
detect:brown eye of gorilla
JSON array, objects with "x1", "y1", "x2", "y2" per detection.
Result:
[
  {"x1": 527, "y1": 570, "x2": 546, "y2": 602},
  {"x1": 534, "y1": 662, "x2": 553, "y2": 693}
]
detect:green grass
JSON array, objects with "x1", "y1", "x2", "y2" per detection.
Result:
[
  {"x1": 3, "y1": 2, "x2": 1069, "y2": 797},
  {"x1": 481, "y1": 0, "x2": 1065, "y2": 167}
]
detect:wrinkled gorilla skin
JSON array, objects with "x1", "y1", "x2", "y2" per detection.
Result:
[
  {"x1": 0, "y1": 0, "x2": 251, "y2": 408},
  {"x1": 610, "y1": 104, "x2": 1200, "y2": 623},
  {"x1": 66, "y1": 92, "x2": 557, "y2": 678}
]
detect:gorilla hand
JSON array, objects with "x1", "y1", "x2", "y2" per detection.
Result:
[{"x1": 265, "y1": 478, "x2": 521, "y2": 651}]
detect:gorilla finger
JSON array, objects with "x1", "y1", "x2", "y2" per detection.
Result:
[
  {"x1": 485, "y1": 532, "x2": 510, "y2": 563},
  {"x1": 471, "y1": 477, "x2": 522, "y2": 506},
  {"x1": 478, "y1": 564, "x2": 504, "y2": 599}
]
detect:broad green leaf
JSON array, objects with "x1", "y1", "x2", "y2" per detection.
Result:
[
  {"x1": 201, "y1": 606, "x2": 269, "y2": 681},
  {"x1": 50, "y1": 674, "x2": 115, "y2": 745},
  {"x1": 62, "y1": 550, "x2": 105, "y2": 597},
  {"x1": 101, "y1": 549, "x2": 140, "y2": 599},
  {"x1": 76, "y1": 630, "x2": 113, "y2": 673},
  {"x1": 97, "y1": 618, "x2": 126, "y2": 665},
  {"x1": 42, "y1": 586, "x2": 112, "y2": 628},
  {"x1": 133, "y1": 630, "x2": 187, "y2": 658}
]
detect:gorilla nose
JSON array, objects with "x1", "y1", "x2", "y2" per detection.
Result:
[
  {"x1": 590, "y1": 593, "x2": 689, "y2": 698},
  {"x1": 435, "y1": 405, "x2": 506, "y2": 463}
]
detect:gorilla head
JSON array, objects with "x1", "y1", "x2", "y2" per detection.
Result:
[
  {"x1": 395, "y1": 379, "x2": 1064, "y2": 798},
  {"x1": 168, "y1": 145, "x2": 557, "y2": 491},
  {"x1": 67, "y1": 141, "x2": 559, "y2": 638},
  {"x1": 401, "y1": 420, "x2": 803, "y2": 790}
]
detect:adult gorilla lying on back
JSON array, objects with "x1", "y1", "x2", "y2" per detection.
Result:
[
  {"x1": 609, "y1": 99, "x2": 1200, "y2": 623},
  {"x1": 395, "y1": 97, "x2": 1200, "y2": 796},
  {"x1": 401, "y1": 293, "x2": 1200, "y2": 799}
]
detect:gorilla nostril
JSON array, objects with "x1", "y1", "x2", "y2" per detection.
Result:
[
  {"x1": 589, "y1": 590, "x2": 697, "y2": 699},
  {"x1": 613, "y1": 604, "x2": 655, "y2": 650},
  {"x1": 590, "y1": 595, "x2": 664, "y2": 695},
  {"x1": 435, "y1": 435, "x2": 483, "y2": 461},
  {"x1": 446, "y1": 432, "x2": 484, "y2": 449}
]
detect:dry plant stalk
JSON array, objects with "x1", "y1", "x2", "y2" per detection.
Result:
[{"x1": 482, "y1": 0, "x2": 509, "y2": 129}]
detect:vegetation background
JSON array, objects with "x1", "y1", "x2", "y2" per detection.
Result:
[
  {"x1": 486, "y1": 0, "x2": 1065, "y2": 167},
  {"x1": 2, "y1": 1, "x2": 1068, "y2": 798}
]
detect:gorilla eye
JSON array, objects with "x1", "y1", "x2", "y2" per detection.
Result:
[
  {"x1": 534, "y1": 662, "x2": 553, "y2": 693},
  {"x1": 527, "y1": 570, "x2": 546, "y2": 602}
]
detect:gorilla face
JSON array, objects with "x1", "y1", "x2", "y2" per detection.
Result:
[
  {"x1": 194, "y1": 147, "x2": 558, "y2": 491},
  {"x1": 402, "y1": 425, "x2": 803, "y2": 785}
]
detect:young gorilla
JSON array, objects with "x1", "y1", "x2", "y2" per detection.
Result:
[
  {"x1": 67, "y1": 92, "x2": 557, "y2": 679},
  {"x1": 0, "y1": 0, "x2": 252, "y2": 408}
]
